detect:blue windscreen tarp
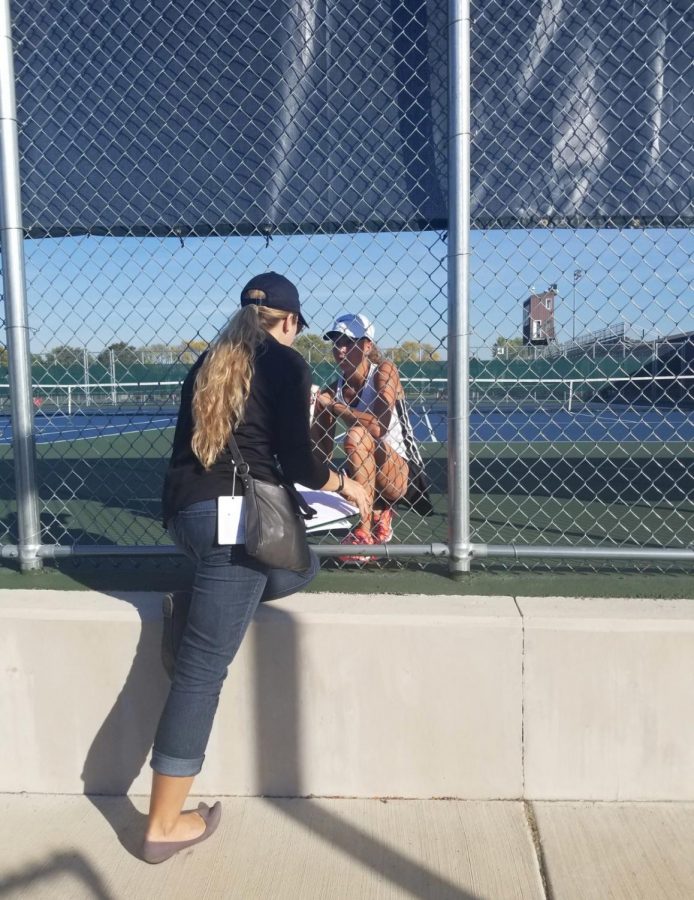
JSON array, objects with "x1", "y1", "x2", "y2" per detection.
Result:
[{"x1": 12, "y1": 0, "x2": 693, "y2": 237}]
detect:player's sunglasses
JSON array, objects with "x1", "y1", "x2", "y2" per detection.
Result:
[{"x1": 332, "y1": 336, "x2": 359, "y2": 349}]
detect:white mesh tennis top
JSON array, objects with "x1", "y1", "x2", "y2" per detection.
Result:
[{"x1": 336, "y1": 363, "x2": 407, "y2": 458}]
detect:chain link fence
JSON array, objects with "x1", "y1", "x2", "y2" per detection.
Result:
[
  {"x1": 469, "y1": 229, "x2": 694, "y2": 571},
  {"x1": 2, "y1": 232, "x2": 449, "y2": 562},
  {"x1": 468, "y1": 0, "x2": 693, "y2": 570},
  {"x1": 1, "y1": 0, "x2": 692, "y2": 572}
]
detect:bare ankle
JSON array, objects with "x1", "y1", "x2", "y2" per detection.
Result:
[
  {"x1": 146, "y1": 820, "x2": 175, "y2": 840},
  {"x1": 146, "y1": 811, "x2": 204, "y2": 842}
]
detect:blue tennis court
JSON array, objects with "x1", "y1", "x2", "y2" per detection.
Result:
[
  {"x1": 1, "y1": 403, "x2": 692, "y2": 445},
  {"x1": 419, "y1": 405, "x2": 694, "y2": 443},
  {"x1": 0, "y1": 412, "x2": 178, "y2": 444}
]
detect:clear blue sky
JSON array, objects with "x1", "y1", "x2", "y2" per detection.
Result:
[{"x1": 15, "y1": 226, "x2": 694, "y2": 361}]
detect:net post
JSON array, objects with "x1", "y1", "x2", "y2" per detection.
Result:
[
  {"x1": 0, "y1": 0, "x2": 42, "y2": 571},
  {"x1": 447, "y1": 0, "x2": 472, "y2": 577},
  {"x1": 83, "y1": 348, "x2": 90, "y2": 406},
  {"x1": 109, "y1": 348, "x2": 116, "y2": 406}
]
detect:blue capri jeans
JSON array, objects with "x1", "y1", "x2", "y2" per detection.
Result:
[{"x1": 151, "y1": 499, "x2": 319, "y2": 777}]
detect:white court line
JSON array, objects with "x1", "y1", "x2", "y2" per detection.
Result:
[
  {"x1": 421, "y1": 410, "x2": 439, "y2": 443},
  {"x1": 36, "y1": 422, "x2": 176, "y2": 445},
  {"x1": 570, "y1": 409, "x2": 682, "y2": 427},
  {"x1": 570, "y1": 410, "x2": 646, "y2": 425}
]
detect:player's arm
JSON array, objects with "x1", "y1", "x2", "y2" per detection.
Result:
[
  {"x1": 311, "y1": 379, "x2": 338, "y2": 464},
  {"x1": 329, "y1": 363, "x2": 400, "y2": 439}
]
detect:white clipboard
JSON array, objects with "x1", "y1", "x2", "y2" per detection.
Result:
[
  {"x1": 298, "y1": 487, "x2": 357, "y2": 533},
  {"x1": 217, "y1": 485, "x2": 357, "y2": 545}
]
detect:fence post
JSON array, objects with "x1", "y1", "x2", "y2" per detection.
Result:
[
  {"x1": 447, "y1": 0, "x2": 471, "y2": 576},
  {"x1": 0, "y1": 0, "x2": 42, "y2": 570}
]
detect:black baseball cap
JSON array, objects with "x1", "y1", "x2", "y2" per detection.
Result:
[{"x1": 240, "y1": 272, "x2": 308, "y2": 329}]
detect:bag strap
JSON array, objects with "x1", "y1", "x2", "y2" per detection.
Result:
[
  {"x1": 227, "y1": 432, "x2": 316, "y2": 521},
  {"x1": 227, "y1": 433, "x2": 253, "y2": 493},
  {"x1": 284, "y1": 481, "x2": 317, "y2": 521}
]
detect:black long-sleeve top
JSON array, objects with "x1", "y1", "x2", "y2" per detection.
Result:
[{"x1": 162, "y1": 334, "x2": 330, "y2": 526}]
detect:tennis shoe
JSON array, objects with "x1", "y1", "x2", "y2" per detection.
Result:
[
  {"x1": 338, "y1": 526, "x2": 376, "y2": 565},
  {"x1": 372, "y1": 508, "x2": 395, "y2": 544}
]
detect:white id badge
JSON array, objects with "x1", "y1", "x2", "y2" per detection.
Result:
[
  {"x1": 217, "y1": 496, "x2": 245, "y2": 545},
  {"x1": 217, "y1": 464, "x2": 244, "y2": 545}
]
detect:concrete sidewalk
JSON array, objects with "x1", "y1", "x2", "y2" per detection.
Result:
[{"x1": 1, "y1": 796, "x2": 693, "y2": 900}]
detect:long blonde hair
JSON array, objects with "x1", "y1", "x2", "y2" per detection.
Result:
[{"x1": 191, "y1": 303, "x2": 288, "y2": 469}]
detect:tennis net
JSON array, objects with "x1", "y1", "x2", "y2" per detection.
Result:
[
  {"x1": 1, "y1": 373, "x2": 691, "y2": 419},
  {"x1": 471, "y1": 374, "x2": 694, "y2": 412},
  {"x1": 0, "y1": 381, "x2": 183, "y2": 416}
]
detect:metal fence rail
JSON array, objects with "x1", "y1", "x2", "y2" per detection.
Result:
[{"x1": 1, "y1": 0, "x2": 693, "y2": 573}]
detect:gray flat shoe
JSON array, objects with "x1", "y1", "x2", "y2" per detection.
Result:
[{"x1": 142, "y1": 801, "x2": 222, "y2": 864}]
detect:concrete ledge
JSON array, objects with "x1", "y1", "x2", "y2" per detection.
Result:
[
  {"x1": 0, "y1": 591, "x2": 522, "y2": 798},
  {"x1": 521, "y1": 597, "x2": 694, "y2": 800},
  {"x1": 3, "y1": 591, "x2": 693, "y2": 799}
]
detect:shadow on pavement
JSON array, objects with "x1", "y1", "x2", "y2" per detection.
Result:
[
  {"x1": 74, "y1": 588, "x2": 483, "y2": 895},
  {"x1": 80, "y1": 594, "x2": 169, "y2": 858},
  {"x1": 0, "y1": 851, "x2": 114, "y2": 900},
  {"x1": 251, "y1": 605, "x2": 482, "y2": 900}
]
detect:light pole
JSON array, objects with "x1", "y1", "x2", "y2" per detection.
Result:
[{"x1": 572, "y1": 269, "x2": 584, "y2": 342}]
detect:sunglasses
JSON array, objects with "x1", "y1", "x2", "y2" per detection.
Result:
[{"x1": 333, "y1": 336, "x2": 360, "y2": 349}]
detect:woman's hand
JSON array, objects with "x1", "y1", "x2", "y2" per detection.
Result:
[
  {"x1": 315, "y1": 390, "x2": 335, "y2": 413},
  {"x1": 339, "y1": 476, "x2": 371, "y2": 523}
]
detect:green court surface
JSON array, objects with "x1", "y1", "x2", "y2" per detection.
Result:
[
  {"x1": 0, "y1": 426, "x2": 692, "y2": 592},
  {"x1": 2, "y1": 559, "x2": 694, "y2": 599}
]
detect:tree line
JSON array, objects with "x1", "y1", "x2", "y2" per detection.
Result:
[
  {"x1": 12, "y1": 340, "x2": 210, "y2": 369},
  {"x1": 9, "y1": 336, "x2": 442, "y2": 369},
  {"x1": 293, "y1": 335, "x2": 441, "y2": 364}
]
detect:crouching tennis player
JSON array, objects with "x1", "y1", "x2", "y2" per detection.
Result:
[{"x1": 311, "y1": 313, "x2": 423, "y2": 563}]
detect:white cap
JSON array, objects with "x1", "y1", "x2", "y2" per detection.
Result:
[{"x1": 323, "y1": 313, "x2": 375, "y2": 342}]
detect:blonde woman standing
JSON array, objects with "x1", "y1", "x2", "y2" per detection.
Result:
[{"x1": 144, "y1": 273, "x2": 368, "y2": 863}]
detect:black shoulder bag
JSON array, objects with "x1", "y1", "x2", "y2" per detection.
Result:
[{"x1": 227, "y1": 434, "x2": 316, "y2": 573}]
